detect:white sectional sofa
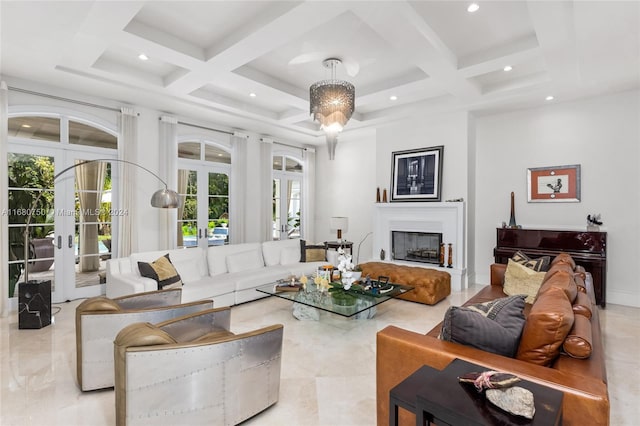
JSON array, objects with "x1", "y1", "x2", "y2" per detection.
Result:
[{"x1": 106, "y1": 238, "x2": 326, "y2": 306}]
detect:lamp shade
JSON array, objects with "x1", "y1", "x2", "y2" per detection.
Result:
[
  {"x1": 150, "y1": 188, "x2": 181, "y2": 208},
  {"x1": 330, "y1": 217, "x2": 348, "y2": 233}
]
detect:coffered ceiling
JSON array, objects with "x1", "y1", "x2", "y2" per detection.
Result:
[{"x1": 1, "y1": 1, "x2": 638, "y2": 144}]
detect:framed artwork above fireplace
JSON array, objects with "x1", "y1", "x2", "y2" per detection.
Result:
[{"x1": 391, "y1": 145, "x2": 443, "y2": 202}]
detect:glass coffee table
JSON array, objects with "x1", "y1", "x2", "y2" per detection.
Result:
[{"x1": 256, "y1": 280, "x2": 413, "y2": 320}]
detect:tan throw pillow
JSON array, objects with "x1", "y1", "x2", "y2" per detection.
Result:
[
  {"x1": 503, "y1": 259, "x2": 546, "y2": 304},
  {"x1": 138, "y1": 254, "x2": 183, "y2": 290},
  {"x1": 299, "y1": 240, "x2": 326, "y2": 262},
  {"x1": 511, "y1": 251, "x2": 550, "y2": 272}
]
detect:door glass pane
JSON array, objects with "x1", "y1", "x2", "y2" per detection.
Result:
[
  {"x1": 178, "y1": 142, "x2": 201, "y2": 160},
  {"x1": 177, "y1": 169, "x2": 197, "y2": 247},
  {"x1": 273, "y1": 156, "x2": 283, "y2": 171},
  {"x1": 285, "y1": 157, "x2": 302, "y2": 173},
  {"x1": 287, "y1": 179, "x2": 301, "y2": 239},
  {"x1": 208, "y1": 172, "x2": 229, "y2": 246},
  {"x1": 8, "y1": 116, "x2": 61, "y2": 142},
  {"x1": 272, "y1": 178, "x2": 281, "y2": 240},
  {"x1": 74, "y1": 160, "x2": 111, "y2": 288},
  {"x1": 69, "y1": 121, "x2": 117, "y2": 149},
  {"x1": 7, "y1": 153, "x2": 56, "y2": 297},
  {"x1": 204, "y1": 145, "x2": 231, "y2": 164}
]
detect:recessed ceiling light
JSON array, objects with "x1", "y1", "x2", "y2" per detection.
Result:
[
  {"x1": 249, "y1": 92, "x2": 256, "y2": 97},
  {"x1": 138, "y1": 53, "x2": 149, "y2": 61},
  {"x1": 503, "y1": 65, "x2": 513, "y2": 72},
  {"x1": 390, "y1": 95, "x2": 398, "y2": 101},
  {"x1": 545, "y1": 95, "x2": 555, "y2": 101},
  {"x1": 217, "y1": 153, "x2": 223, "y2": 157},
  {"x1": 21, "y1": 124, "x2": 32, "y2": 128},
  {"x1": 467, "y1": 3, "x2": 480, "y2": 13}
]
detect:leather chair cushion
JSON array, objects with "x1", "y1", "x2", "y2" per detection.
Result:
[
  {"x1": 543, "y1": 262, "x2": 575, "y2": 283},
  {"x1": 77, "y1": 296, "x2": 121, "y2": 313},
  {"x1": 517, "y1": 286, "x2": 575, "y2": 366},
  {"x1": 562, "y1": 314, "x2": 593, "y2": 359},
  {"x1": 440, "y1": 295, "x2": 526, "y2": 357}
]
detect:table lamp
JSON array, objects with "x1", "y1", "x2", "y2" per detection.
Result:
[{"x1": 330, "y1": 216, "x2": 348, "y2": 242}]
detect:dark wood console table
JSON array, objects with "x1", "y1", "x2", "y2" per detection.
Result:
[{"x1": 494, "y1": 228, "x2": 607, "y2": 307}]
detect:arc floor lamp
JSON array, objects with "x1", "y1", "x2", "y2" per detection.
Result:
[{"x1": 19, "y1": 159, "x2": 179, "y2": 328}]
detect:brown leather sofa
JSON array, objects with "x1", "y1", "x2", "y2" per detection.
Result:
[
  {"x1": 359, "y1": 262, "x2": 451, "y2": 305},
  {"x1": 377, "y1": 255, "x2": 609, "y2": 425}
]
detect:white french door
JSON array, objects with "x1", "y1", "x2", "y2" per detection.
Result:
[
  {"x1": 177, "y1": 164, "x2": 229, "y2": 249},
  {"x1": 272, "y1": 176, "x2": 301, "y2": 241},
  {"x1": 8, "y1": 145, "x2": 116, "y2": 303}
]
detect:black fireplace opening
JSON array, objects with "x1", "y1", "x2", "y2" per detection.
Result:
[{"x1": 392, "y1": 231, "x2": 442, "y2": 264}]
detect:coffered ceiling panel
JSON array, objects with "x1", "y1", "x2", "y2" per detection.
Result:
[{"x1": 1, "y1": 1, "x2": 638, "y2": 144}]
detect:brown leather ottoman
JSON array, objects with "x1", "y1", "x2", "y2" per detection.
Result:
[{"x1": 359, "y1": 262, "x2": 450, "y2": 305}]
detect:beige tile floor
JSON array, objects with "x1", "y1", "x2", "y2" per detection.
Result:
[{"x1": 1, "y1": 284, "x2": 638, "y2": 425}]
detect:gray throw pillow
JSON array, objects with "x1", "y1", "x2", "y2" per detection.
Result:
[{"x1": 439, "y1": 295, "x2": 526, "y2": 357}]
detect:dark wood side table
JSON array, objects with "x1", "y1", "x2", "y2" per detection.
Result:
[
  {"x1": 325, "y1": 241, "x2": 353, "y2": 254},
  {"x1": 390, "y1": 359, "x2": 563, "y2": 426}
]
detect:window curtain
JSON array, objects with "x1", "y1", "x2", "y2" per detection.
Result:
[
  {"x1": 229, "y1": 132, "x2": 248, "y2": 244},
  {"x1": 1, "y1": 82, "x2": 9, "y2": 316},
  {"x1": 302, "y1": 148, "x2": 316, "y2": 242},
  {"x1": 159, "y1": 116, "x2": 178, "y2": 249},
  {"x1": 176, "y1": 169, "x2": 189, "y2": 247},
  {"x1": 75, "y1": 160, "x2": 106, "y2": 272},
  {"x1": 260, "y1": 138, "x2": 273, "y2": 241},
  {"x1": 117, "y1": 107, "x2": 138, "y2": 257}
]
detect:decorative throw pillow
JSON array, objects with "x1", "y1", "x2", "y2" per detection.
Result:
[
  {"x1": 226, "y1": 250, "x2": 264, "y2": 273},
  {"x1": 503, "y1": 259, "x2": 546, "y2": 303},
  {"x1": 280, "y1": 246, "x2": 301, "y2": 265},
  {"x1": 300, "y1": 240, "x2": 326, "y2": 262},
  {"x1": 138, "y1": 254, "x2": 183, "y2": 290},
  {"x1": 439, "y1": 295, "x2": 526, "y2": 357},
  {"x1": 511, "y1": 251, "x2": 551, "y2": 272}
]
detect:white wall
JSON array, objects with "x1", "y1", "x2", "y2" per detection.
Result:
[
  {"x1": 313, "y1": 129, "x2": 377, "y2": 264},
  {"x1": 474, "y1": 90, "x2": 640, "y2": 307}
]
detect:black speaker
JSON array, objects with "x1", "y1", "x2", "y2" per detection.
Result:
[{"x1": 18, "y1": 280, "x2": 52, "y2": 329}]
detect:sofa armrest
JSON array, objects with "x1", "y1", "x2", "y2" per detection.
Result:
[
  {"x1": 106, "y1": 271, "x2": 156, "y2": 298},
  {"x1": 490, "y1": 263, "x2": 507, "y2": 286},
  {"x1": 377, "y1": 326, "x2": 609, "y2": 426}
]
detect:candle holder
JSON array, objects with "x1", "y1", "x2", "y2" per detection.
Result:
[{"x1": 447, "y1": 243, "x2": 453, "y2": 268}]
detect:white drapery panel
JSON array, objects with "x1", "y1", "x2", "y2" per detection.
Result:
[
  {"x1": 260, "y1": 138, "x2": 273, "y2": 242},
  {"x1": 75, "y1": 160, "x2": 106, "y2": 272},
  {"x1": 117, "y1": 107, "x2": 138, "y2": 257},
  {"x1": 229, "y1": 132, "x2": 248, "y2": 244},
  {"x1": 302, "y1": 148, "x2": 316, "y2": 243},
  {"x1": 1, "y1": 82, "x2": 9, "y2": 316},
  {"x1": 159, "y1": 116, "x2": 178, "y2": 249},
  {"x1": 176, "y1": 169, "x2": 189, "y2": 247}
]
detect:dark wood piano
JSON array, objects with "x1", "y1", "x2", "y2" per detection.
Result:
[{"x1": 494, "y1": 228, "x2": 607, "y2": 307}]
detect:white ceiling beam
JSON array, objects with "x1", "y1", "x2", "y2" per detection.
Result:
[
  {"x1": 458, "y1": 35, "x2": 541, "y2": 78},
  {"x1": 526, "y1": 1, "x2": 580, "y2": 86}
]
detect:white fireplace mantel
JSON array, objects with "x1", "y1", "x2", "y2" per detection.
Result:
[{"x1": 373, "y1": 202, "x2": 467, "y2": 290}]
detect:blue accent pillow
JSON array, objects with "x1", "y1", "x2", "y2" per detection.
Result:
[{"x1": 439, "y1": 295, "x2": 526, "y2": 357}]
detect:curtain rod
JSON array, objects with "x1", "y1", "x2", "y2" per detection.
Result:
[
  {"x1": 177, "y1": 120, "x2": 234, "y2": 135},
  {"x1": 273, "y1": 140, "x2": 307, "y2": 151},
  {"x1": 8, "y1": 86, "x2": 121, "y2": 112}
]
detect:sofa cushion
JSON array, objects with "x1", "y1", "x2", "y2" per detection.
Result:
[
  {"x1": 137, "y1": 254, "x2": 183, "y2": 290},
  {"x1": 503, "y1": 259, "x2": 546, "y2": 303},
  {"x1": 261, "y1": 239, "x2": 300, "y2": 266},
  {"x1": 207, "y1": 243, "x2": 261, "y2": 276},
  {"x1": 516, "y1": 286, "x2": 574, "y2": 366},
  {"x1": 572, "y1": 291, "x2": 593, "y2": 319},
  {"x1": 226, "y1": 249, "x2": 264, "y2": 273},
  {"x1": 300, "y1": 240, "x2": 326, "y2": 262},
  {"x1": 511, "y1": 251, "x2": 550, "y2": 272},
  {"x1": 536, "y1": 270, "x2": 578, "y2": 304},
  {"x1": 562, "y1": 314, "x2": 593, "y2": 359},
  {"x1": 439, "y1": 295, "x2": 526, "y2": 357},
  {"x1": 280, "y1": 246, "x2": 301, "y2": 265},
  {"x1": 551, "y1": 252, "x2": 576, "y2": 270}
]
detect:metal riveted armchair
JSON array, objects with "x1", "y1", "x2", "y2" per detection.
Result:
[
  {"x1": 76, "y1": 288, "x2": 213, "y2": 391},
  {"x1": 114, "y1": 307, "x2": 284, "y2": 426}
]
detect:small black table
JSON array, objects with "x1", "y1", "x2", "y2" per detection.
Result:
[
  {"x1": 325, "y1": 240, "x2": 353, "y2": 254},
  {"x1": 389, "y1": 359, "x2": 563, "y2": 426}
]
